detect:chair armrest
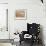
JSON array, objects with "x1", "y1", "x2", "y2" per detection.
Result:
[
  {"x1": 22, "y1": 31, "x2": 28, "y2": 35},
  {"x1": 19, "y1": 31, "x2": 27, "y2": 41}
]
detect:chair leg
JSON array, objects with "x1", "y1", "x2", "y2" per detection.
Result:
[{"x1": 20, "y1": 41, "x2": 21, "y2": 45}]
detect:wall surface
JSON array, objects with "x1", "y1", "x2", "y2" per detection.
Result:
[
  {"x1": 0, "y1": 0, "x2": 9, "y2": 39},
  {"x1": 8, "y1": 0, "x2": 46, "y2": 46},
  {"x1": 0, "y1": 0, "x2": 8, "y2": 3},
  {"x1": 0, "y1": 0, "x2": 13, "y2": 46}
]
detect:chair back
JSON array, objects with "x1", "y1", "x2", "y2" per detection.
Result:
[{"x1": 27, "y1": 23, "x2": 40, "y2": 35}]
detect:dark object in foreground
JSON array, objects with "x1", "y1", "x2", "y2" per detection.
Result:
[
  {"x1": 19, "y1": 23, "x2": 42, "y2": 46},
  {"x1": 41, "y1": 0, "x2": 43, "y2": 3}
]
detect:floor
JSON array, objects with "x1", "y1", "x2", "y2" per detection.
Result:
[
  {"x1": 0, "y1": 43, "x2": 12, "y2": 46},
  {"x1": 19, "y1": 41, "x2": 43, "y2": 46},
  {"x1": 0, "y1": 41, "x2": 43, "y2": 46}
]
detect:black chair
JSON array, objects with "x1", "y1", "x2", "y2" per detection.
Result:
[{"x1": 19, "y1": 23, "x2": 40, "y2": 46}]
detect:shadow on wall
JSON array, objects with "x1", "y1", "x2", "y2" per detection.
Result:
[{"x1": 40, "y1": 25, "x2": 45, "y2": 46}]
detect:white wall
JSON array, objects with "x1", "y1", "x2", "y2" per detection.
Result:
[
  {"x1": 0, "y1": 0, "x2": 9, "y2": 39},
  {"x1": 8, "y1": 0, "x2": 46, "y2": 45},
  {"x1": 0, "y1": 0, "x2": 8, "y2": 3}
]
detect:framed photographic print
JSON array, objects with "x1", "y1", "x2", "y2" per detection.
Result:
[{"x1": 16, "y1": 9, "x2": 27, "y2": 20}]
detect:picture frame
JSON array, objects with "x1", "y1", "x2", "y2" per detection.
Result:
[{"x1": 15, "y1": 9, "x2": 27, "y2": 20}]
